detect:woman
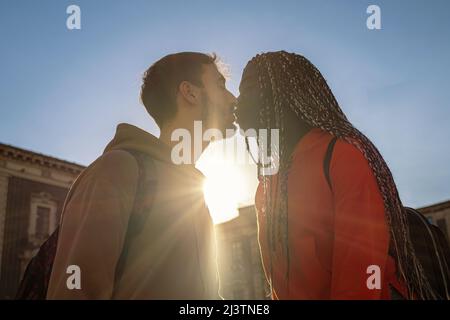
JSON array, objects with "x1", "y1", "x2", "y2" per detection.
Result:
[{"x1": 235, "y1": 51, "x2": 432, "y2": 300}]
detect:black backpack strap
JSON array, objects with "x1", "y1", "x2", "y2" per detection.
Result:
[
  {"x1": 405, "y1": 207, "x2": 450, "y2": 299},
  {"x1": 113, "y1": 150, "x2": 157, "y2": 287},
  {"x1": 16, "y1": 150, "x2": 158, "y2": 299},
  {"x1": 323, "y1": 137, "x2": 338, "y2": 190},
  {"x1": 126, "y1": 150, "x2": 158, "y2": 235}
]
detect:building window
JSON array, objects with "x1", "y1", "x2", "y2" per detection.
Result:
[
  {"x1": 35, "y1": 206, "x2": 51, "y2": 239},
  {"x1": 231, "y1": 240, "x2": 244, "y2": 270},
  {"x1": 28, "y1": 193, "x2": 57, "y2": 244}
]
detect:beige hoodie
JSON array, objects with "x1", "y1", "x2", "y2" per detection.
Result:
[{"x1": 47, "y1": 123, "x2": 219, "y2": 299}]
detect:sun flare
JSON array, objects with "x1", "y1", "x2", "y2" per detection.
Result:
[{"x1": 196, "y1": 136, "x2": 258, "y2": 224}]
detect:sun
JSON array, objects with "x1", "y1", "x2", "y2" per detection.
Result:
[
  {"x1": 196, "y1": 137, "x2": 257, "y2": 224},
  {"x1": 202, "y1": 167, "x2": 246, "y2": 224}
]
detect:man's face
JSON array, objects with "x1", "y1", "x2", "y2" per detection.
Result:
[
  {"x1": 236, "y1": 63, "x2": 263, "y2": 132},
  {"x1": 199, "y1": 64, "x2": 237, "y2": 136}
]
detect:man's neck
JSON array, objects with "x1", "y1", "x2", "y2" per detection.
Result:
[
  {"x1": 159, "y1": 121, "x2": 210, "y2": 166},
  {"x1": 159, "y1": 125, "x2": 177, "y2": 150}
]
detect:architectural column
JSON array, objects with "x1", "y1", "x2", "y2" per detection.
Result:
[{"x1": 0, "y1": 171, "x2": 9, "y2": 275}]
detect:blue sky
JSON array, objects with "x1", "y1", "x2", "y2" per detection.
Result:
[{"x1": 1, "y1": 0, "x2": 449, "y2": 209}]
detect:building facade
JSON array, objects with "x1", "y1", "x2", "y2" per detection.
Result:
[
  {"x1": 418, "y1": 200, "x2": 450, "y2": 244},
  {"x1": 215, "y1": 206, "x2": 270, "y2": 300},
  {"x1": 0, "y1": 143, "x2": 84, "y2": 299}
]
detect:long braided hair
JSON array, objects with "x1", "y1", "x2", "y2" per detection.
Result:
[{"x1": 247, "y1": 51, "x2": 436, "y2": 299}]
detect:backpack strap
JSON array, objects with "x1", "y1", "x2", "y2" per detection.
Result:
[
  {"x1": 323, "y1": 137, "x2": 338, "y2": 190},
  {"x1": 113, "y1": 150, "x2": 157, "y2": 288},
  {"x1": 405, "y1": 207, "x2": 450, "y2": 299},
  {"x1": 123, "y1": 150, "x2": 156, "y2": 233},
  {"x1": 16, "y1": 150, "x2": 158, "y2": 299}
]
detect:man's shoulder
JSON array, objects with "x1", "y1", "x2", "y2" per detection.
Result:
[{"x1": 84, "y1": 149, "x2": 140, "y2": 185}]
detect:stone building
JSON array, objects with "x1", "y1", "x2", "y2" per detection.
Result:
[
  {"x1": 215, "y1": 205, "x2": 270, "y2": 300},
  {"x1": 0, "y1": 143, "x2": 84, "y2": 299},
  {"x1": 418, "y1": 200, "x2": 450, "y2": 244}
]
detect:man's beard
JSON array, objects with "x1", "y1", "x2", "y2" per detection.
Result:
[
  {"x1": 201, "y1": 92, "x2": 210, "y2": 125},
  {"x1": 201, "y1": 92, "x2": 237, "y2": 136}
]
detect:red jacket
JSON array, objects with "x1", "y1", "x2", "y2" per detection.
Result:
[{"x1": 255, "y1": 128, "x2": 407, "y2": 299}]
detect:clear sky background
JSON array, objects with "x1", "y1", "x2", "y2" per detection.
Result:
[{"x1": 1, "y1": 0, "x2": 449, "y2": 216}]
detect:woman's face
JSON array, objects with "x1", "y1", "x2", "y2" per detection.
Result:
[{"x1": 236, "y1": 62, "x2": 264, "y2": 132}]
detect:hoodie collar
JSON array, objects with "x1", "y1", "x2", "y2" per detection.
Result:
[
  {"x1": 104, "y1": 123, "x2": 206, "y2": 180},
  {"x1": 104, "y1": 123, "x2": 174, "y2": 163}
]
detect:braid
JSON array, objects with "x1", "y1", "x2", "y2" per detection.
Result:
[{"x1": 249, "y1": 51, "x2": 436, "y2": 299}]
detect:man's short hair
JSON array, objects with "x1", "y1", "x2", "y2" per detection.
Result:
[{"x1": 140, "y1": 52, "x2": 218, "y2": 128}]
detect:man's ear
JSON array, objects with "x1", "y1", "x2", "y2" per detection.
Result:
[{"x1": 179, "y1": 81, "x2": 200, "y2": 106}]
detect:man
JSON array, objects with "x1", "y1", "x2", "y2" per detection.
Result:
[
  {"x1": 235, "y1": 51, "x2": 431, "y2": 299},
  {"x1": 47, "y1": 52, "x2": 237, "y2": 299}
]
